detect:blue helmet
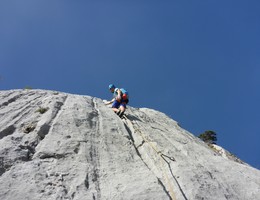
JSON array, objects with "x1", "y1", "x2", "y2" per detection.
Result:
[{"x1": 109, "y1": 84, "x2": 116, "y2": 89}]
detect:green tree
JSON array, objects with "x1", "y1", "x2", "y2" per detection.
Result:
[{"x1": 198, "y1": 130, "x2": 217, "y2": 144}]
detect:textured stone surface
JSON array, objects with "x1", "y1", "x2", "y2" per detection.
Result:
[{"x1": 0, "y1": 89, "x2": 259, "y2": 200}]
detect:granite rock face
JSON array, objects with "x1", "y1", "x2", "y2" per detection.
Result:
[{"x1": 0, "y1": 89, "x2": 259, "y2": 200}]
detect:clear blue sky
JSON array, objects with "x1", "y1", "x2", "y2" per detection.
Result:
[{"x1": 1, "y1": 1, "x2": 259, "y2": 169}]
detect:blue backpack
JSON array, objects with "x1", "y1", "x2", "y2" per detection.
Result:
[{"x1": 120, "y1": 88, "x2": 128, "y2": 96}]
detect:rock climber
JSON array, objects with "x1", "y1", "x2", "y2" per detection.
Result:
[{"x1": 105, "y1": 84, "x2": 129, "y2": 118}]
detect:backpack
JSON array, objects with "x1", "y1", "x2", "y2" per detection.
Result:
[
  {"x1": 120, "y1": 88, "x2": 129, "y2": 103},
  {"x1": 120, "y1": 88, "x2": 128, "y2": 96}
]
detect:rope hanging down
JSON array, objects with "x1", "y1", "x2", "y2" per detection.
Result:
[{"x1": 122, "y1": 115, "x2": 177, "y2": 200}]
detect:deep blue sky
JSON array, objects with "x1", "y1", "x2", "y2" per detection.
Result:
[{"x1": 1, "y1": 1, "x2": 259, "y2": 169}]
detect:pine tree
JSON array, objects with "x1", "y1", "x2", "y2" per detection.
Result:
[{"x1": 198, "y1": 130, "x2": 217, "y2": 144}]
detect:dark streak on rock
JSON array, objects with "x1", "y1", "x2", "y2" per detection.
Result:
[
  {"x1": 157, "y1": 178, "x2": 173, "y2": 200},
  {"x1": 85, "y1": 173, "x2": 89, "y2": 189},
  {"x1": 0, "y1": 125, "x2": 16, "y2": 140}
]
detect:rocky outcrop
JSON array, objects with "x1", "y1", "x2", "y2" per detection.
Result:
[{"x1": 0, "y1": 89, "x2": 259, "y2": 200}]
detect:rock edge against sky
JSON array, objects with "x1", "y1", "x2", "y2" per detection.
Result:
[{"x1": 0, "y1": 89, "x2": 259, "y2": 200}]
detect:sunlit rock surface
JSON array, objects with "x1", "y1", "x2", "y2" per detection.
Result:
[{"x1": 0, "y1": 89, "x2": 259, "y2": 200}]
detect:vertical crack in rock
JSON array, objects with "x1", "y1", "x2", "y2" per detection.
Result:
[
  {"x1": 122, "y1": 117, "x2": 188, "y2": 200},
  {"x1": 157, "y1": 178, "x2": 173, "y2": 200},
  {"x1": 123, "y1": 121, "x2": 176, "y2": 198},
  {"x1": 51, "y1": 95, "x2": 68, "y2": 123},
  {"x1": 123, "y1": 120, "x2": 173, "y2": 198},
  {"x1": 161, "y1": 156, "x2": 188, "y2": 200},
  {"x1": 86, "y1": 98, "x2": 101, "y2": 199},
  {"x1": 29, "y1": 94, "x2": 69, "y2": 161},
  {"x1": 123, "y1": 124, "x2": 142, "y2": 158},
  {"x1": 36, "y1": 95, "x2": 68, "y2": 139}
]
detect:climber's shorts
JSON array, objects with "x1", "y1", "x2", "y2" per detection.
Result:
[{"x1": 112, "y1": 100, "x2": 126, "y2": 108}]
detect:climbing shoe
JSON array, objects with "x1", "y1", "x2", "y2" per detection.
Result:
[
  {"x1": 119, "y1": 111, "x2": 125, "y2": 118},
  {"x1": 116, "y1": 110, "x2": 121, "y2": 115}
]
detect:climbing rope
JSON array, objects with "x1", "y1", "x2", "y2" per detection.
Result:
[{"x1": 122, "y1": 115, "x2": 177, "y2": 200}]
